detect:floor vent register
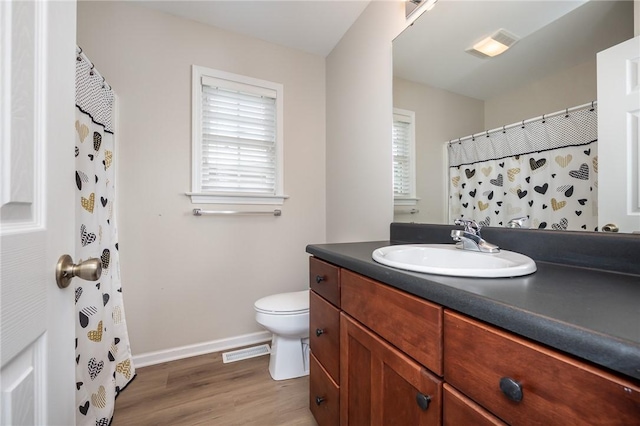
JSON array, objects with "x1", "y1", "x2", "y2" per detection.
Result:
[{"x1": 222, "y1": 344, "x2": 271, "y2": 364}]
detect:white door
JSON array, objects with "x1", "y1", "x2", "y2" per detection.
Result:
[
  {"x1": 597, "y1": 35, "x2": 640, "y2": 233},
  {"x1": 1, "y1": 1, "x2": 77, "y2": 424}
]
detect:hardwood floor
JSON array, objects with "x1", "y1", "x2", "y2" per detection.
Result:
[{"x1": 112, "y1": 348, "x2": 317, "y2": 426}]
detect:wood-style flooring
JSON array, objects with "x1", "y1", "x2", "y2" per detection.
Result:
[{"x1": 112, "y1": 348, "x2": 317, "y2": 426}]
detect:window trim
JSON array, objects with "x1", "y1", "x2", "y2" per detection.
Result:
[
  {"x1": 188, "y1": 65, "x2": 287, "y2": 205},
  {"x1": 393, "y1": 108, "x2": 418, "y2": 206}
]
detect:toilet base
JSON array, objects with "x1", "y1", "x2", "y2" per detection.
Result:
[{"x1": 268, "y1": 335, "x2": 309, "y2": 381}]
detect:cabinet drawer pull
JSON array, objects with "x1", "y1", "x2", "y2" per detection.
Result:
[
  {"x1": 315, "y1": 275, "x2": 325, "y2": 283},
  {"x1": 499, "y1": 377, "x2": 523, "y2": 402},
  {"x1": 415, "y1": 392, "x2": 431, "y2": 410},
  {"x1": 315, "y1": 328, "x2": 325, "y2": 337},
  {"x1": 315, "y1": 396, "x2": 325, "y2": 406}
]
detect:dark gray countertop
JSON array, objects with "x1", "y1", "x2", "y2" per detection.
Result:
[{"x1": 306, "y1": 240, "x2": 640, "y2": 382}]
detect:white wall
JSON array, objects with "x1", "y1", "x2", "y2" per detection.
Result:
[
  {"x1": 325, "y1": 1, "x2": 407, "y2": 242},
  {"x1": 484, "y1": 60, "x2": 597, "y2": 130},
  {"x1": 393, "y1": 78, "x2": 484, "y2": 224},
  {"x1": 77, "y1": 1, "x2": 326, "y2": 356}
]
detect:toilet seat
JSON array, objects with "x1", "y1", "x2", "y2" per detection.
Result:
[
  {"x1": 254, "y1": 290, "x2": 309, "y2": 315},
  {"x1": 254, "y1": 289, "x2": 310, "y2": 380}
]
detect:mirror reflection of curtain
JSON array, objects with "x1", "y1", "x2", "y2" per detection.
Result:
[
  {"x1": 448, "y1": 104, "x2": 598, "y2": 231},
  {"x1": 75, "y1": 47, "x2": 136, "y2": 426}
]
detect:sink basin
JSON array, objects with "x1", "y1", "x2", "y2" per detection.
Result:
[{"x1": 372, "y1": 244, "x2": 536, "y2": 278}]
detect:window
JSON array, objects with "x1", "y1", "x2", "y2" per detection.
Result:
[
  {"x1": 392, "y1": 108, "x2": 417, "y2": 205},
  {"x1": 189, "y1": 66, "x2": 287, "y2": 204}
]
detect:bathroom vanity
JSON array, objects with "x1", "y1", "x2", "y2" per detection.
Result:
[{"x1": 307, "y1": 224, "x2": 640, "y2": 425}]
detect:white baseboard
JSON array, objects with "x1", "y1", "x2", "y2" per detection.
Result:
[{"x1": 132, "y1": 331, "x2": 272, "y2": 368}]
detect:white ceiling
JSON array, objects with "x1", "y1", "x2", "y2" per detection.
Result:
[
  {"x1": 136, "y1": 0, "x2": 371, "y2": 57},
  {"x1": 394, "y1": 0, "x2": 635, "y2": 101}
]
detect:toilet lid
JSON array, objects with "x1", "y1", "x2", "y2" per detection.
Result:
[{"x1": 254, "y1": 290, "x2": 309, "y2": 314}]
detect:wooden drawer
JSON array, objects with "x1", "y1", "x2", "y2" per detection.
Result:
[
  {"x1": 341, "y1": 270, "x2": 443, "y2": 376},
  {"x1": 444, "y1": 310, "x2": 640, "y2": 425},
  {"x1": 309, "y1": 352, "x2": 339, "y2": 426},
  {"x1": 310, "y1": 290, "x2": 340, "y2": 384},
  {"x1": 309, "y1": 257, "x2": 340, "y2": 307},
  {"x1": 444, "y1": 384, "x2": 506, "y2": 426}
]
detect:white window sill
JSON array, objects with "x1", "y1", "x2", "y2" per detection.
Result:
[
  {"x1": 186, "y1": 192, "x2": 289, "y2": 205},
  {"x1": 394, "y1": 197, "x2": 419, "y2": 206}
]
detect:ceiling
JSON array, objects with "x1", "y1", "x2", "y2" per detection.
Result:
[
  {"x1": 393, "y1": 0, "x2": 635, "y2": 101},
  {"x1": 136, "y1": 0, "x2": 371, "y2": 57}
]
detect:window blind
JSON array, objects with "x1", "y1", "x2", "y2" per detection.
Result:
[
  {"x1": 200, "y1": 82, "x2": 277, "y2": 194},
  {"x1": 393, "y1": 118, "x2": 412, "y2": 197}
]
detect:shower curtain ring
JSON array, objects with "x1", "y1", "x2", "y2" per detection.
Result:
[
  {"x1": 542, "y1": 114, "x2": 546, "y2": 123},
  {"x1": 565, "y1": 108, "x2": 569, "y2": 118},
  {"x1": 590, "y1": 101, "x2": 595, "y2": 111},
  {"x1": 521, "y1": 120, "x2": 525, "y2": 129},
  {"x1": 486, "y1": 130, "x2": 489, "y2": 138},
  {"x1": 502, "y1": 125, "x2": 506, "y2": 134}
]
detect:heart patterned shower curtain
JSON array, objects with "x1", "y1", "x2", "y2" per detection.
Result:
[
  {"x1": 448, "y1": 104, "x2": 598, "y2": 231},
  {"x1": 75, "y1": 47, "x2": 135, "y2": 426}
]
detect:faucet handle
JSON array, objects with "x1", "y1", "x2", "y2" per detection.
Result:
[
  {"x1": 507, "y1": 216, "x2": 528, "y2": 228},
  {"x1": 454, "y1": 218, "x2": 481, "y2": 234}
]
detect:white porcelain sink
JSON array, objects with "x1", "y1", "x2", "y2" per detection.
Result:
[{"x1": 372, "y1": 244, "x2": 536, "y2": 278}]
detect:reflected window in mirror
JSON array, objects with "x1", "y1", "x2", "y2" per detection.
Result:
[{"x1": 393, "y1": 108, "x2": 418, "y2": 206}]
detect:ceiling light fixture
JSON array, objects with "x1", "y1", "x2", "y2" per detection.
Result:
[
  {"x1": 466, "y1": 29, "x2": 519, "y2": 59},
  {"x1": 406, "y1": 0, "x2": 438, "y2": 19}
]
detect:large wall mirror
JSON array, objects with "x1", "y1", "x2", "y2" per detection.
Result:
[{"x1": 393, "y1": 0, "x2": 637, "y2": 232}]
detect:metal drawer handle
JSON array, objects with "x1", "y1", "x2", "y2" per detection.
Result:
[
  {"x1": 315, "y1": 396, "x2": 325, "y2": 406},
  {"x1": 416, "y1": 392, "x2": 431, "y2": 410},
  {"x1": 315, "y1": 328, "x2": 325, "y2": 337},
  {"x1": 499, "y1": 377, "x2": 523, "y2": 402},
  {"x1": 315, "y1": 275, "x2": 325, "y2": 283}
]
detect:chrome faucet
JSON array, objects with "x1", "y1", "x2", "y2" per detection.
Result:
[
  {"x1": 507, "y1": 216, "x2": 528, "y2": 229},
  {"x1": 451, "y1": 219, "x2": 500, "y2": 253}
]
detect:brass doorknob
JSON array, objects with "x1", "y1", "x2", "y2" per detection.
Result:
[{"x1": 55, "y1": 255, "x2": 102, "y2": 289}]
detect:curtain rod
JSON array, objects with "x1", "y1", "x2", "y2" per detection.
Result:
[
  {"x1": 446, "y1": 101, "x2": 597, "y2": 146},
  {"x1": 76, "y1": 46, "x2": 112, "y2": 91}
]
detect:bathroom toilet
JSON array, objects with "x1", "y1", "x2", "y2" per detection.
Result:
[{"x1": 254, "y1": 290, "x2": 310, "y2": 380}]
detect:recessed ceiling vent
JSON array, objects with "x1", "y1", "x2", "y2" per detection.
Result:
[{"x1": 466, "y1": 29, "x2": 519, "y2": 59}]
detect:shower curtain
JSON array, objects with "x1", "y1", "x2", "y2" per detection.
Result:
[
  {"x1": 448, "y1": 104, "x2": 598, "y2": 231},
  {"x1": 75, "y1": 47, "x2": 135, "y2": 426}
]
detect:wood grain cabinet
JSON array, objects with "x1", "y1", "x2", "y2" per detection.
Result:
[
  {"x1": 443, "y1": 383, "x2": 506, "y2": 426},
  {"x1": 444, "y1": 310, "x2": 640, "y2": 425},
  {"x1": 308, "y1": 257, "x2": 640, "y2": 425},
  {"x1": 341, "y1": 270, "x2": 443, "y2": 376},
  {"x1": 309, "y1": 257, "x2": 341, "y2": 426},
  {"x1": 309, "y1": 256, "x2": 340, "y2": 307},
  {"x1": 340, "y1": 314, "x2": 442, "y2": 425}
]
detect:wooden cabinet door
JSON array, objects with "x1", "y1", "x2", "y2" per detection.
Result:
[{"x1": 340, "y1": 313, "x2": 442, "y2": 426}]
